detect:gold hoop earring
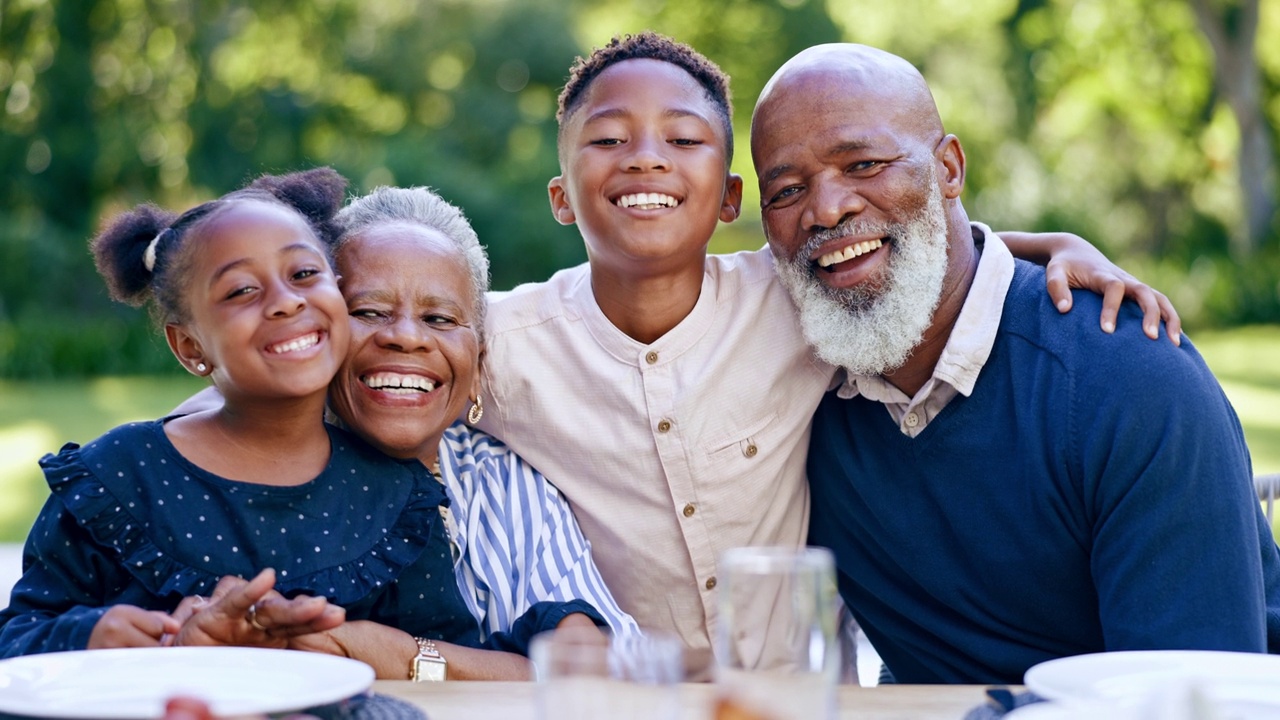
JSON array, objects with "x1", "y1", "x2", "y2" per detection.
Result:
[{"x1": 467, "y1": 395, "x2": 484, "y2": 425}]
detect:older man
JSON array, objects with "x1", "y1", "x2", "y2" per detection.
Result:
[{"x1": 750, "y1": 43, "x2": 1280, "y2": 684}]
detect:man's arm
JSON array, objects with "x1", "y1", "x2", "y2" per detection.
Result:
[{"x1": 1081, "y1": 335, "x2": 1267, "y2": 651}]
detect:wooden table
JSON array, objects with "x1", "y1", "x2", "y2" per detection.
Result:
[{"x1": 374, "y1": 681, "x2": 997, "y2": 720}]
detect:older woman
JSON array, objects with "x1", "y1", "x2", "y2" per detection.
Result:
[
  {"x1": 317, "y1": 186, "x2": 637, "y2": 674},
  {"x1": 171, "y1": 185, "x2": 637, "y2": 680}
]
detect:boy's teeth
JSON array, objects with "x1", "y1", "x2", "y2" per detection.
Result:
[
  {"x1": 267, "y1": 332, "x2": 320, "y2": 354},
  {"x1": 616, "y1": 192, "x2": 678, "y2": 209},
  {"x1": 817, "y1": 239, "x2": 884, "y2": 268},
  {"x1": 362, "y1": 373, "x2": 437, "y2": 393}
]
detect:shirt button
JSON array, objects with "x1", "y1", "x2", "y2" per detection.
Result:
[
  {"x1": 657, "y1": 419, "x2": 672, "y2": 433},
  {"x1": 645, "y1": 351, "x2": 659, "y2": 364},
  {"x1": 682, "y1": 503, "x2": 695, "y2": 517},
  {"x1": 905, "y1": 412, "x2": 920, "y2": 428},
  {"x1": 705, "y1": 577, "x2": 717, "y2": 590},
  {"x1": 744, "y1": 442, "x2": 758, "y2": 458}
]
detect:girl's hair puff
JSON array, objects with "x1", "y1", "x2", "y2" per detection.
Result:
[
  {"x1": 244, "y1": 167, "x2": 348, "y2": 247},
  {"x1": 89, "y1": 167, "x2": 348, "y2": 327},
  {"x1": 90, "y1": 203, "x2": 180, "y2": 308}
]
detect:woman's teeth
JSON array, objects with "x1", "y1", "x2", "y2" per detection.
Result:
[
  {"x1": 362, "y1": 373, "x2": 437, "y2": 393},
  {"x1": 817, "y1": 239, "x2": 883, "y2": 268}
]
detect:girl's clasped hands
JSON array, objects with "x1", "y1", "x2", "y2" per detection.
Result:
[{"x1": 88, "y1": 569, "x2": 344, "y2": 651}]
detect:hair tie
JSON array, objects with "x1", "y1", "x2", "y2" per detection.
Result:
[{"x1": 143, "y1": 228, "x2": 170, "y2": 273}]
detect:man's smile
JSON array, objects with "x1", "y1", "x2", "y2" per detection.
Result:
[{"x1": 817, "y1": 238, "x2": 884, "y2": 269}]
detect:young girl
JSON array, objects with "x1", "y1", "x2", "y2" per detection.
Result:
[{"x1": 0, "y1": 169, "x2": 601, "y2": 673}]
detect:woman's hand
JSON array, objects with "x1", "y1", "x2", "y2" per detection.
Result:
[
  {"x1": 171, "y1": 569, "x2": 344, "y2": 648},
  {"x1": 88, "y1": 604, "x2": 180, "y2": 649},
  {"x1": 1000, "y1": 230, "x2": 1182, "y2": 344}
]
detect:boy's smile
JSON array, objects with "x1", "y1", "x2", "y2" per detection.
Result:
[{"x1": 548, "y1": 59, "x2": 742, "y2": 277}]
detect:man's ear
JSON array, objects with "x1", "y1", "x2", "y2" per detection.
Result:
[
  {"x1": 548, "y1": 177, "x2": 576, "y2": 226},
  {"x1": 936, "y1": 134, "x2": 966, "y2": 200},
  {"x1": 720, "y1": 173, "x2": 744, "y2": 224},
  {"x1": 165, "y1": 324, "x2": 210, "y2": 377}
]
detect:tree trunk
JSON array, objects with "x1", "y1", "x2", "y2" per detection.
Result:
[{"x1": 1190, "y1": 0, "x2": 1276, "y2": 258}]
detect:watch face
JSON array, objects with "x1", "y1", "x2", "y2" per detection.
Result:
[{"x1": 417, "y1": 657, "x2": 447, "y2": 682}]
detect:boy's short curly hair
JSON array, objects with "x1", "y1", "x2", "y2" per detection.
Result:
[{"x1": 557, "y1": 31, "x2": 734, "y2": 163}]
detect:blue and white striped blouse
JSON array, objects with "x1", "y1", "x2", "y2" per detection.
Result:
[{"x1": 435, "y1": 422, "x2": 640, "y2": 640}]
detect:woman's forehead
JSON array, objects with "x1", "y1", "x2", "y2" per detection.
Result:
[{"x1": 338, "y1": 224, "x2": 473, "y2": 298}]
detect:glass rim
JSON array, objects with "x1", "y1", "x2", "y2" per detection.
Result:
[{"x1": 719, "y1": 545, "x2": 834, "y2": 573}]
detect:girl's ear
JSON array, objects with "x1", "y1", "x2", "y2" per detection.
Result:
[
  {"x1": 548, "y1": 177, "x2": 576, "y2": 226},
  {"x1": 165, "y1": 324, "x2": 210, "y2": 376}
]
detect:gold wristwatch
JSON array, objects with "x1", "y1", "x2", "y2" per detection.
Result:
[{"x1": 410, "y1": 637, "x2": 447, "y2": 682}]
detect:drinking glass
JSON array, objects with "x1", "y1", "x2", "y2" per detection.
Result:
[
  {"x1": 715, "y1": 546, "x2": 839, "y2": 720},
  {"x1": 531, "y1": 626, "x2": 682, "y2": 720}
]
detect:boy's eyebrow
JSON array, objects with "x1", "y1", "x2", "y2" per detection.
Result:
[{"x1": 582, "y1": 106, "x2": 711, "y2": 125}]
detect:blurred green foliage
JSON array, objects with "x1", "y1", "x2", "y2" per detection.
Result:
[{"x1": 1, "y1": 0, "x2": 1277, "y2": 377}]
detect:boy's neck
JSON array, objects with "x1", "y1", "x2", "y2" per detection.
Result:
[{"x1": 588, "y1": 256, "x2": 707, "y2": 345}]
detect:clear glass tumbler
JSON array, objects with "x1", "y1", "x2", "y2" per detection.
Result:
[{"x1": 714, "y1": 546, "x2": 839, "y2": 720}]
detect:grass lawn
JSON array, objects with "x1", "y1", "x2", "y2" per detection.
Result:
[
  {"x1": 0, "y1": 375, "x2": 208, "y2": 543},
  {"x1": 1, "y1": 325, "x2": 1277, "y2": 544}
]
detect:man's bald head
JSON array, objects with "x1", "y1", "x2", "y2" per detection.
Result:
[{"x1": 751, "y1": 44, "x2": 943, "y2": 161}]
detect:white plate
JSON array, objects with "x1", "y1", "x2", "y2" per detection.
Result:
[
  {"x1": 0, "y1": 646, "x2": 375, "y2": 719},
  {"x1": 1025, "y1": 650, "x2": 1280, "y2": 715}
]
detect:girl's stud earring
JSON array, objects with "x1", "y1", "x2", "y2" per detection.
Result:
[{"x1": 196, "y1": 363, "x2": 207, "y2": 373}]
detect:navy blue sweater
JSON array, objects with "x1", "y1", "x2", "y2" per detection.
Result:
[{"x1": 808, "y1": 259, "x2": 1280, "y2": 684}]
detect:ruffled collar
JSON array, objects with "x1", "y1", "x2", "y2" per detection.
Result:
[{"x1": 39, "y1": 420, "x2": 446, "y2": 605}]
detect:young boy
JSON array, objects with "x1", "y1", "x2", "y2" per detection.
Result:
[{"x1": 476, "y1": 32, "x2": 1174, "y2": 679}]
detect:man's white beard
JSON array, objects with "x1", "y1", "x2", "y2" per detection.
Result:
[{"x1": 773, "y1": 181, "x2": 950, "y2": 377}]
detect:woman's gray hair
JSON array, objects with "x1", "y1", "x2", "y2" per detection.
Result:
[{"x1": 335, "y1": 186, "x2": 490, "y2": 337}]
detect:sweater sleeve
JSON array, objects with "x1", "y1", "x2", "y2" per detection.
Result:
[
  {"x1": 0, "y1": 497, "x2": 117, "y2": 657},
  {"x1": 1078, "y1": 334, "x2": 1268, "y2": 652}
]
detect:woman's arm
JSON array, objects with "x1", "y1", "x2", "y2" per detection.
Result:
[
  {"x1": 1000, "y1": 230, "x2": 1181, "y2": 344},
  {"x1": 447, "y1": 437, "x2": 639, "y2": 638},
  {"x1": 291, "y1": 620, "x2": 532, "y2": 680}
]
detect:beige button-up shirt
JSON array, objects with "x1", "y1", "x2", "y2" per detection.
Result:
[
  {"x1": 480, "y1": 249, "x2": 835, "y2": 679},
  {"x1": 836, "y1": 223, "x2": 1015, "y2": 435}
]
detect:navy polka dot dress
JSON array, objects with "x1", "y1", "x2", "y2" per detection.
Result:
[{"x1": 0, "y1": 419, "x2": 481, "y2": 657}]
